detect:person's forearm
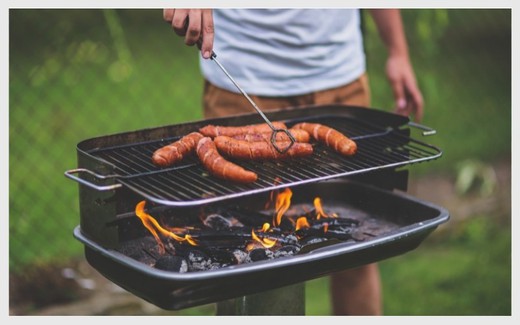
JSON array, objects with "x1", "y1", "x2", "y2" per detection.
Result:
[
  {"x1": 368, "y1": 9, "x2": 409, "y2": 59},
  {"x1": 368, "y1": 9, "x2": 424, "y2": 122}
]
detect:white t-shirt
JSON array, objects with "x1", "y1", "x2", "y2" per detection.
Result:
[{"x1": 200, "y1": 9, "x2": 366, "y2": 97}]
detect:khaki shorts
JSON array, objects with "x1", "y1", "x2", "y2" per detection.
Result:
[{"x1": 203, "y1": 73, "x2": 371, "y2": 119}]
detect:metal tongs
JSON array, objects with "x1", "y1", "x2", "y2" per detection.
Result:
[{"x1": 199, "y1": 44, "x2": 296, "y2": 154}]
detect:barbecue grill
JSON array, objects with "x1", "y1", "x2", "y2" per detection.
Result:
[{"x1": 65, "y1": 104, "x2": 449, "y2": 315}]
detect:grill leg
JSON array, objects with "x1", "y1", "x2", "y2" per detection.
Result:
[{"x1": 216, "y1": 282, "x2": 305, "y2": 315}]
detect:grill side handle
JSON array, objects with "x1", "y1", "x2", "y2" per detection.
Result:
[
  {"x1": 64, "y1": 168, "x2": 122, "y2": 191},
  {"x1": 407, "y1": 122, "x2": 437, "y2": 136}
]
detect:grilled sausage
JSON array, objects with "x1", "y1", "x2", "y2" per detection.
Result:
[
  {"x1": 152, "y1": 132, "x2": 204, "y2": 167},
  {"x1": 231, "y1": 128, "x2": 311, "y2": 143},
  {"x1": 214, "y1": 135, "x2": 314, "y2": 160},
  {"x1": 196, "y1": 137, "x2": 258, "y2": 183},
  {"x1": 199, "y1": 121, "x2": 287, "y2": 138},
  {"x1": 291, "y1": 122, "x2": 357, "y2": 156}
]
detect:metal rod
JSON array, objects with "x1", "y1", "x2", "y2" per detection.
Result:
[
  {"x1": 210, "y1": 54, "x2": 273, "y2": 129},
  {"x1": 209, "y1": 51, "x2": 296, "y2": 154}
]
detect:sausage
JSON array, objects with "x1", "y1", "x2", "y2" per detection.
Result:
[
  {"x1": 291, "y1": 122, "x2": 357, "y2": 156},
  {"x1": 196, "y1": 137, "x2": 258, "y2": 183},
  {"x1": 199, "y1": 121, "x2": 287, "y2": 138},
  {"x1": 231, "y1": 128, "x2": 311, "y2": 143},
  {"x1": 214, "y1": 135, "x2": 314, "y2": 160},
  {"x1": 152, "y1": 132, "x2": 204, "y2": 167}
]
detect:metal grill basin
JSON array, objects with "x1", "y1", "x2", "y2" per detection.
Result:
[{"x1": 73, "y1": 179, "x2": 450, "y2": 310}]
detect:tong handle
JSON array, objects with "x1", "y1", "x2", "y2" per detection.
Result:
[{"x1": 197, "y1": 40, "x2": 296, "y2": 153}]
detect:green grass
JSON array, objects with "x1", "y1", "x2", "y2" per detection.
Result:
[
  {"x1": 9, "y1": 9, "x2": 512, "y2": 315},
  {"x1": 379, "y1": 215, "x2": 511, "y2": 315}
]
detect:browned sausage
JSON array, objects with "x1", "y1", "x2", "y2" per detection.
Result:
[
  {"x1": 152, "y1": 132, "x2": 204, "y2": 167},
  {"x1": 196, "y1": 137, "x2": 258, "y2": 183},
  {"x1": 291, "y1": 122, "x2": 357, "y2": 156},
  {"x1": 231, "y1": 128, "x2": 311, "y2": 143},
  {"x1": 199, "y1": 121, "x2": 287, "y2": 138},
  {"x1": 214, "y1": 135, "x2": 314, "y2": 160}
]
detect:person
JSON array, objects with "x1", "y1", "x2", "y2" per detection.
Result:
[{"x1": 163, "y1": 8, "x2": 424, "y2": 315}]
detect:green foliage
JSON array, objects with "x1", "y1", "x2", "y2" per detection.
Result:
[
  {"x1": 9, "y1": 9, "x2": 203, "y2": 272},
  {"x1": 380, "y1": 216, "x2": 511, "y2": 315},
  {"x1": 455, "y1": 159, "x2": 498, "y2": 196},
  {"x1": 305, "y1": 277, "x2": 332, "y2": 315},
  {"x1": 364, "y1": 9, "x2": 511, "y2": 175},
  {"x1": 407, "y1": 9, "x2": 451, "y2": 57}
]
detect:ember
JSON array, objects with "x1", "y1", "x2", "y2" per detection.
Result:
[{"x1": 126, "y1": 188, "x2": 370, "y2": 273}]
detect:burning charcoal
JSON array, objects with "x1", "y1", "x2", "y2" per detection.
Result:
[
  {"x1": 247, "y1": 248, "x2": 273, "y2": 262},
  {"x1": 232, "y1": 249, "x2": 248, "y2": 264},
  {"x1": 282, "y1": 234, "x2": 299, "y2": 246},
  {"x1": 274, "y1": 245, "x2": 300, "y2": 258},
  {"x1": 173, "y1": 244, "x2": 194, "y2": 258},
  {"x1": 187, "y1": 249, "x2": 210, "y2": 262},
  {"x1": 202, "y1": 248, "x2": 239, "y2": 265},
  {"x1": 296, "y1": 227, "x2": 355, "y2": 241},
  {"x1": 321, "y1": 229, "x2": 357, "y2": 241},
  {"x1": 310, "y1": 217, "x2": 360, "y2": 228},
  {"x1": 278, "y1": 217, "x2": 296, "y2": 232},
  {"x1": 182, "y1": 229, "x2": 251, "y2": 249},
  {"x1": 299, "y1": 236, "x2": 328, "y2": 246},
  {"x1": 154, "y1": 255, "x2": 188, "y2": 273},
  {"x1": 202, "y1": 213, "x2": 237, "y2": 230},
  {"x1": 295, "y1": 228, "x2": 319, "y2": 238},
  {"x1": 117, "y1": 237, "x2": 160, "y2": 266},
  {"x1": 184, "y1": 249, "x2": 222, "y2": 271},
  {"x1": 254, "y1": 231, "x2": 299, "y2": 247}
]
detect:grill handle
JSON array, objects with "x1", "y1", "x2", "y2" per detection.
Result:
[
  {"x1": 64, "y1": 168, "x2": 122, "y2": 191},
  {"x1": 408, "y1": 121, "x2": 437, "y2": 136}
]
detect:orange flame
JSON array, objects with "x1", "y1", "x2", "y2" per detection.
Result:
[
  {"x1": 323, "y1": 222, "x2": 329, "y2": 233},
  {"x1": 261, "y1": 223, "x2": 271, "y2": 232},
  {"x1": 248, "y1": 223, "x2": 277, "y2": 250},
  {"x1": 314, "y1": 197, "x2": 333, "y2": 219},
  {"x1": 295, "y1": 216, "x2": 310, "y2": 231},
  {"x1": 274, "y1": 188, "x2": 292, "y2": 226},
  {"x1": 135, "y1": 201, "x2": 199, "y2": 252},
  {"x1": 135, "y1": 201, "x2": 166, "y2": 254}
]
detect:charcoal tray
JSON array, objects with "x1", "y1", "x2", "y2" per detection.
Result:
[{"x1": 74, "y1": 179, "x2": 449, "y2": 310}]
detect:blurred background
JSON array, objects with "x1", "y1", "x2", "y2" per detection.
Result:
[{"x1": 8, "y1": 9, "x2": 511, "y2": 316}]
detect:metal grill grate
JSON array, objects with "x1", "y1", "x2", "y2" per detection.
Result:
[{"x1": 85, "y1": 115, "x2": 442, "y2": 206}]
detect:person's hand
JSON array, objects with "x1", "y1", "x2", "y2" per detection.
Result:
[
  {"x1": 385, "y1": 54, "x2": 424, "y2": 122},
  {"x1": 163, "y1": 9, "x2": 214, "y2": 59}
]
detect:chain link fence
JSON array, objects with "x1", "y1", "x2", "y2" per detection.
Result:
[{"x1": 9, "y1": 8, "x2": 511, "y2": 311}]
